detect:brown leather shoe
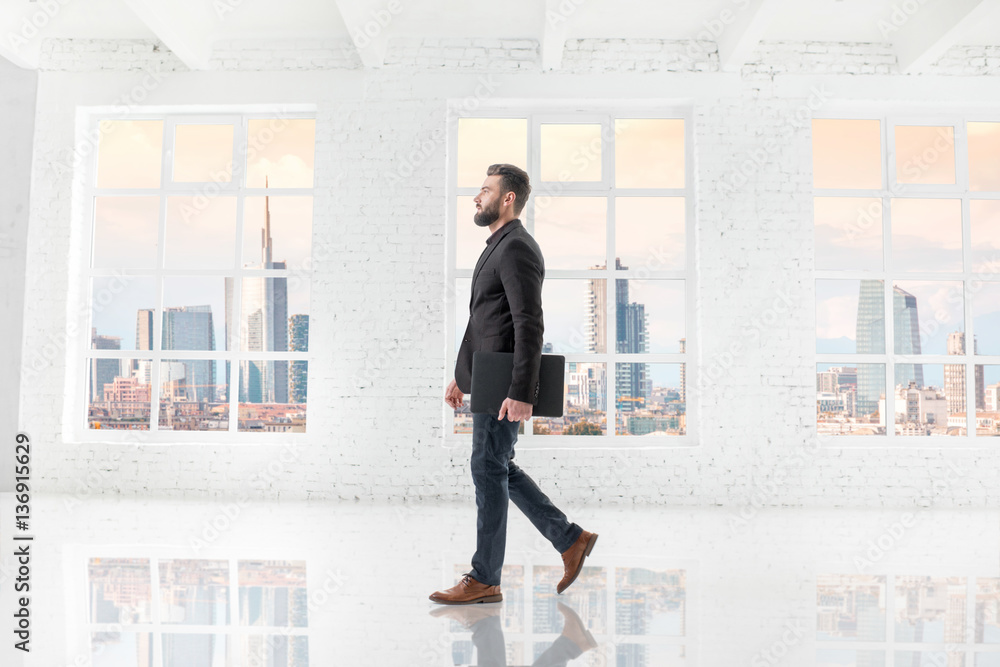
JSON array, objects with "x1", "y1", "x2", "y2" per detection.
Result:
[
  {"x1": 556, "y1": 530, "x2": 598, "y2": 594},
  {"x1": 429, "y1": 573, "x2": 503, "y2": 605}
]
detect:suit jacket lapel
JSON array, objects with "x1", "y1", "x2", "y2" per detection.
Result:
[{"x1": 471, "y1": 219, "x2": 521, "y2": 295}]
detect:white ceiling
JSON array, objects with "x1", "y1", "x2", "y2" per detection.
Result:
[{"x1": 2, "y1": 0, "x2": 999, "y2": 70}]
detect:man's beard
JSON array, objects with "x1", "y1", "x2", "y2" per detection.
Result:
[{"x1": 473, "y1": 200, "x2": 500, "y2": 227}]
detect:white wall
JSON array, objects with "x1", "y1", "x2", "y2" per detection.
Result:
[
  {"x1": 1, "y1": 58, "x2": 36, "y2": 494},
  {"x1": 18, "y1": 37, "x2": 1000, "y2": 507}
]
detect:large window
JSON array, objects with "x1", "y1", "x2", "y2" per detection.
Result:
[
  {"x1": 82, "y1": 113, "x2": 315, "y2": 438},
  {"x1": 813, "y1": 117, "x2": 1000, "y2": 438},
  {"x1": 447, "y1": 110, "x2": 694, "y2": 445}
]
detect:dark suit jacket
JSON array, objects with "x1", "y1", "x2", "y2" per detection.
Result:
[{"x1": 455, "y1": 218, "x2": 544, "y2": 404}]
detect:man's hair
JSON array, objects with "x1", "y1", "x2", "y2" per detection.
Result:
[{"x1": 487, "y1": 163, "x2": 531, "y2": 216}]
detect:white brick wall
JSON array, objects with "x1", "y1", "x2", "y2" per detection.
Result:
[{"x1": 16, "y1": 37, "x2": 1000, "y2": 508}]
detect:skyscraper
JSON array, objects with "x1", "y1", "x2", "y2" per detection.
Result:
[
  {"x1": 226, "y1": 176, "x2": 288, "y2": 403},
  {"x1": 892, "y1": 285, "x2": 923, "y2": 388},
  {"x1": 90, "y1": 328, "x2": 122, "y2": 403},
  {"x1": 855, "y1": 280, "x2": 885, "y2": 418},
  {"x1": 613, "y1": 260, "x2": 650, "y2": 413},
  {"x1": 161, "y1": 305, "x2": 217, "y2": 403},
  {"x1": 288, "y1": 314, "x2": 309, "y2": 404},
  {"x1": 945, "y1": 332, "x2": 985, "y2": 414}
]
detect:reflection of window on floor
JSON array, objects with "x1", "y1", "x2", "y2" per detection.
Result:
[
  {"x1": 444, "y1": 563, "x2": 688, "y2": 665},
  {"x1": 817, "y1": 573, "x2": 1000, "y2": 666},
  {"x1": 87, "y1": 557, "x2": 308, "y2": 667},
  {"x1": 812, "y1": 117, "x2": 1000, "y2": 440}
]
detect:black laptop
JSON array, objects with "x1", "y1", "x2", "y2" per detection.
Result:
[{"x1": 470, "y1": 351, "x2": 565, "y2": 417}]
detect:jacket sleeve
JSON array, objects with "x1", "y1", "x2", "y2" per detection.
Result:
[{"x1": 498, "y1": 238, "x2": 543, "y2": 404}]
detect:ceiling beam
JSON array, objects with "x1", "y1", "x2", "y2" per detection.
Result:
[
  {"x1": 888, "y1": 0, "x2": 995, "y2": 72},
  {"x1": 334, "y1": 0, "x2": 395, "y2": 68},
  {"x1": 121, "y1": 0, "x2": 214, "y2": 71},
  {"x1": 716, "y1": 0, "x2": 783, "y2": 72},
  {"x1": 541, "y1": 0, "x2": 570, "y2": 70}
]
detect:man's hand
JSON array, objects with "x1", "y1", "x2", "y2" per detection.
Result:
[
  {"x1": 498, "y1": 397, "x2": 533, "y2": 422},
  {"x1": 445, "y1": 378, "x2": 464, "y2": 409}
]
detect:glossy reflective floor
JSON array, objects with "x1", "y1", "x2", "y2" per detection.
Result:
[{"x1": 1, "y1": 493, "x2": 998, "y2": 666}]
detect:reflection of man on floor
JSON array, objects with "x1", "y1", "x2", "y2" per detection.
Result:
[
  {"x1": 431, "y1": 600, "x2": 598, "y2": 666},
  {"x1": 432, "y1": 164, "x2": 597, "y2": 605}
]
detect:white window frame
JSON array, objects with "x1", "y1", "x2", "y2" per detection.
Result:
[
  {"x1": 444, "y1": 102, "x2": 697, "y2": 449},
  {"x1": 69, "y1": 108, "x2": 316, "y2": 444},
  {"x1": 813, "y1": 109, "x2": 1000, "y2": 447}
]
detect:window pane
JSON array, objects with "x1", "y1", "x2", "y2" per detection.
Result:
[
  {"x1": 816, "y1": 650, "x2": 885, "y2": 666},
  {"x1": 816, "y1": 574, "x2": 886, "y2": 640},
  {"x1": 542, "y1": 279, "x2": 605, "y2": 353},
  {"x1": 237, "y1": 560, "x2": 308, "y2": 627},
  {"x1": 165, "y1": 196, "x2": 237, "y2": 269},
  {"x1": 894, "y1": 576, "x2": 965, "y2": 642},
  {"x1": 814, "y1": 197, "x2": 883, "y2": 271},
  {"x1": 972, "y1": 282, "x2": 1000, "y2": 355},
  {"x1": 162, "y1": 277, "x2": 229, "y2": 352},
  {"x1": 158, "y1": 559, "x2": 230, "y2": 624},
  {"x1": 533, "y1": 196, "x2": 606, "y2": 269},
  {"x1": 172, "y1": 124, "x2": 234, "y2": 182},
  {"x1": 812, "y1": 119, "x2": 882, "y2": 189},
  {"x1": 96, "y1": 120, "x2": 163, "y2": 188},
  {"x1": 614, "y1": 118, "x2": 684, "y2": 188},
  {"x1": 455, "y1": 196, "x2": 490, "y2": 270},
  {"x1": 236, "y1": 276, "x2": 308, "y2": 352},
  {"x1": 158, "y1": 359, "x2": 229, "y2": 430},
  {"x1": 532, "y1": 361, "x2": 606, "y2": 435},
  {"x1": 890, "y1": 198, "x2": 962, "y2": 272},
  {"x1": 969, "y1": 121, "x2": 1000, "y2": 191},
  {"x1": 895, "y1": 125, "x2": 956, "y2": 185},
  {"x1": 540, "y1": 124, "x2": 602, "y2": 182},
  {"x1": 241, "y1": 196, "x2": 313, "y2": 270},
  {"x1": 90, "y1": 276, "x2": 156, "y2": 351},
  {"x1": 817, "y1": 279, "x2": 885, "y2": 354},
  {"x1": 245, "y1": 118, "x2": 315, "y2": 188},
  {"x1": 817, "y1": 362, "x2": 885, "y2": 434},
  {"x1": 892, "y1": 281, "x2": 964, "y2": 355},
  {"x1": 978, "y1": 366, "x2": 1000, "y2": 436},
  {"x1": 88, "y1": 357, "x2": 152, "y2": 430},
  {"x1": 971, "y1": 200, "x2": 1000, "y2": 273},
  {"x1": 615, "y1": 196, "x2": 685, "y2": 270},
  {"x1": 615, "y1": 279, "x2": 684, "y2": 353},
  {"x1": 457, "y1": 118, "x2": 527, "y2": 187},
  {"x1": 615, "y1": 363, "x2": 684, "y2": 435},
  {"x1": 237, "y1": 361, "x2": 306, "y2": 431},
  {"x1": 92, "y1": 196, "x2": 160, "y2": 269},
  {"x1": 892, "y1": 363, "x2": 964, "y2": 436}
]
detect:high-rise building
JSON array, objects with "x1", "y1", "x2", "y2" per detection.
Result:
[
  {"x1": 226, "y1": 176, "x2": 289, "y2": 403},
  {"x1": 162, "y1": 305, "x2": 216, "y2": 403},
  {"x1": 679, "y1": 337, "x2": 686, "y2": 405},
  {"x1": 90, "y1": 327, "x2": 122, "y2": 403},
  {"x1": 856, "y1": 282, "x2": 924, "y2": 417},
  {"x1": 613, "y1": 260, "x2": 650, "y2": 413},
  {"x1": 945, "y1": 332, "x2": 985, "y2": 414},
  {"x1": 288, "y1": 314, "x2": 309, "y2": 404},
  {"x1": 855, "y1": 280, "x2": 886, "y2": 417}
]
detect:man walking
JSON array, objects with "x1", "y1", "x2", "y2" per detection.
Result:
[{"x1": 430, "y1": 163, "x2": 598, "y2": 605}]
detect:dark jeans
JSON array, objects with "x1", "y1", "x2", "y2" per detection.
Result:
[{"x1": 468, "y1": 411, "x2": 583, "y2": 587}]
